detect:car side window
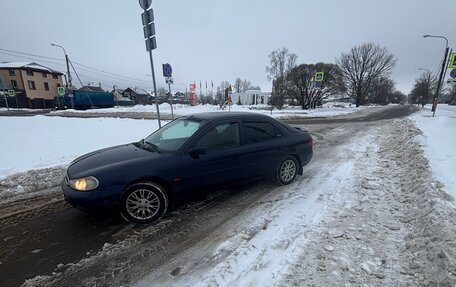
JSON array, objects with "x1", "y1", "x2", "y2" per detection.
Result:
[
  {"x1": 194, "y1": 122, "x2": 240, "y2": 149},
  {"x1": 244, "y1": 122, "x2": 278, "y2": 144}
]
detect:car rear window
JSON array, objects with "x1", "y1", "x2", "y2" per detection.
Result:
[{"x1": 244, "y1": 122, "x2": 277, "y2": 144}]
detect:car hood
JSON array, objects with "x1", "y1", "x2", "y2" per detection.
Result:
[{"x1": 67, "y1": 143, "x2": 161, "y2": 179}]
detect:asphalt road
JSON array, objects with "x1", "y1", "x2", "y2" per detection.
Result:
[{"x1": 0, "y1": 104, "x2": 416, "y2": 287}]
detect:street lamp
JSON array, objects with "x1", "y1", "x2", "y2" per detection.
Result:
[
  {"x1": 51, "y1": 43, "x2": 72, "y2": 89},
  {"x1": 423, "y1": 34, "x2": 450, "y2": 116}
]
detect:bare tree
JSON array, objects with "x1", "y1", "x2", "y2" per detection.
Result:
[
  {"x1": 234, "y1": 78, "x2": 242, "y2": 93},
  {"x1": 286, "y1": 63, "x2": 345, "y2": 109},
  {"x1": 337, "y1": 43, "x2": 397, "y2": 107},
  {"x1": 240, "y1": 80, "x2": 251, "y2": 92},
  {"x1": 215, "y1": 81, "x2": 230, "y2": 105},
  {"x1": 266, "y1": 47, "x2": 297, "y2": 109},
  {"x1": 367, "y1": 76, "x2": 395, "y2": 105},
  {"x1": 409, "y1": 72, "x2": 435, "y2": 107}
]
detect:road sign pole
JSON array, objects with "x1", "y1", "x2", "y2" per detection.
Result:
[
  {"x1": 147, "y1": 42, "x2": 161, "y2": 128},
  {"x1": 140, "y1": 0, "x2": 161, "y2": 128},
  {"x1": 3, "y1": 92, "x2": 10, "y2": 116},
  {"x1": 168, "y1": 82, "x2": 174, "y2": 119},
  {"x1": 0, "y1": 76, "x2": 10, "y2": 115}
]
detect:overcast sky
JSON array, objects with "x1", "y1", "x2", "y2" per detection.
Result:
[{"x1": 0, "y1": 0, "x2": 454, "y2": 94}]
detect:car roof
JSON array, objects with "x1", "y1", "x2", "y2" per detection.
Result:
[{"x1": 182, "y1": 112, "x2": 273, "y2": 121}]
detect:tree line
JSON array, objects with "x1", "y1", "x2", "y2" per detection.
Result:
[{"x1": 266, "y1": 43, "x2": 406, "y2": 109}]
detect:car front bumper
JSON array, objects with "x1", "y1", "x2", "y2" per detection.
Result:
[{"x1": 62, "y1": 180, "x2": 123, "y2": 211}]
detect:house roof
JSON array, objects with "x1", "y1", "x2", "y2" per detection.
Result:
[
  {"x1": 0, "y1": 62, "x2": 64, "y2": 75},
  {"x1": 78, "y1": 86, "x2": 105, "y2": 92}
]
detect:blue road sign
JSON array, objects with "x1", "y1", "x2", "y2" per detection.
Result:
[
  {"x1": 163, "y1": 63, "x2": 172, "y2": 77},
  {"x1": 450, "y1": 69, "x2": 456, "y2": 79}
]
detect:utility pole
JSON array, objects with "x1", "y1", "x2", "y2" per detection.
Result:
[
  {"x1": 433, "y1": 47, "x2": 449, "y2": 117},
  {"x1": 51, "y1": 43, "x2": 72, "y2": 88},
  {"x1": 423, "y1": 34, "x2": 449, "y2": 117}
]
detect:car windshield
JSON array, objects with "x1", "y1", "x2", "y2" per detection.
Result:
[{"x1": 143, "y1": 118, "x2": 204, "y2": 152}]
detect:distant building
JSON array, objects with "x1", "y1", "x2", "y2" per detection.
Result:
[
  {"x1": 231, "y1": 89, "x2": 265, "y2": 105},
  {"x1": 122, "y1": 87, "x2": 153, "y2": 105},
  {"x1": 111, "y1": 88, "x2": 133, "y2": 106},
  {"x1": 0, "y1": 62, "x2": 64, "y2": 108},
  {"x1": 78, "y1": 85, "x2": 106, "y2": 93}
]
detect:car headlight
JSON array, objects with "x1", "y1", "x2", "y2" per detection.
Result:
[{"x1": 69, "y1": 176, "x2": 99, "y2": 191}]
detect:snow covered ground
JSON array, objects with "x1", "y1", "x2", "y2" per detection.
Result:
[
  {"x1": 51, "y1": 102, "x2": 375, "y2": 119},
  {"x1": 21, "y1": 116, "x2": 456, "y2": 287},
  {"x1": 3, "y1": 104, "x2": 456, "y2": 286},
  {"x1": 0, "y1": 116, "x2": 160, "y2": 180},
  {"x1": 411, "y1": 104, "x2": 456, "y2": 199}
]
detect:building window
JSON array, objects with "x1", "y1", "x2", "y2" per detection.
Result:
[
  {"x1": 28, "y1": 80, "x2": 36, "y2": 90},
  {"x1": 42, "y1": 73, "x2": 47, "y2": 78},
  {"x1": 9, "y1": 69, "x2": 15, "y2": 76},
  {"x1": 44, "y1": 82, "x2": 49, "y2": 91},
  {"x1": 26, "y1": 70, "x2": 34, "y2": 76},
  {"x1": 11, "y1": 80, "x2": 18, "y2": 89},
  {"x1": 52, "y1": 74, "x2": 58, "y2": 79}
]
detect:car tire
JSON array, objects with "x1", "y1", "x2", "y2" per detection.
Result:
[
  {"x1": 275, "y1": 156, "x2": 298, "y2": 185},
  {"x1": 119, "y1": 182, "x2": 168, "y2": 225}
]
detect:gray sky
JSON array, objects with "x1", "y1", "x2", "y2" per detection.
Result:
[{"x1": 0, "y1": 0, "x2": 454, "y2": 94}]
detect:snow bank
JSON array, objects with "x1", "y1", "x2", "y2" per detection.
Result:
[
  {"x1": 411, "y1": 104, "x2": 456, "y2": 199},
  {"x1": 51, "y1": 102, "x2": 374, "y2": 119},
  {"x1": 387, "y1": 119, "x2": 456, "y2": 286}
]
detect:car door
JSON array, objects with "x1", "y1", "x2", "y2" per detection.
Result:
[
  {"x1": 180, "y1": 120, "x2": 244, "y2": 192},
  {"x1": 240, "y1": 120, "x2": 288, "y2": 180}
]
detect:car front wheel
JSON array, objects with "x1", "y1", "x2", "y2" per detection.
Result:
[
  {"x1": 119, "y1": 182, "x2": 168, "y2": 224},
  {"x1": 276, "y1": 156, "x2": 298, "y2": 185}
]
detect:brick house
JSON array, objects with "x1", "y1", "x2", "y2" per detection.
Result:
[{"x1": 0, "y1": 62, "x2": 64, "y2": 108}]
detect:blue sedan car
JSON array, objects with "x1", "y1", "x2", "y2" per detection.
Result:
[{"x1": 62, "y1": 112, "x2": 313, "y2": 224}]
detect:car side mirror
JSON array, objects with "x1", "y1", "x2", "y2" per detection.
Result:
[{"x1": 190, "y1": 147, "x2": 207, "y2": 159}]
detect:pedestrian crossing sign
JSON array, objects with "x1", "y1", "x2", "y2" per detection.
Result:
[
  {"x1": 449, "y1": 53, "x2": 456, "y2": 69},
  {"x1": 314, "y1": 72, "x2": 324, "y2": 82}
]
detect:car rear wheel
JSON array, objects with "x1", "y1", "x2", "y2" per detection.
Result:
[
  {"x1": 119, "y1": 182, "x2": 168, "y2": 224},
  {"x1": 275, "y1": 156, "x2": 298, "y2": 185}
]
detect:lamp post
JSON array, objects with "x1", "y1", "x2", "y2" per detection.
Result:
[
  {"x1": 51, "y1": 43, "x2": 72, "y2": 89},
  {"x1": 423, "y1": 34, "x2": 449, "y2": 116}
]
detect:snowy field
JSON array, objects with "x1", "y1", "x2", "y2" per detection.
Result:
[
  {"x1": 411, "y1": 104, "x2": 456, "y2": 199},
  {"x1": 0, "y1": 116, "x2": 160, "y2": 180},
  {"x1": 51, "y1": 102, "x2": 374, "y2": 119}
]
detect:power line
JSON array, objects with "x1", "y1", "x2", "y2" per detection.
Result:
[
  {"x1": 0, "y1": 47, "x2": 63, "y2": 61},
  {"x1": 0, "y1": 47, "x2": 152, "y2": 85}
]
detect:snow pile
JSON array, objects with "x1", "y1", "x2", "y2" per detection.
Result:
[
  {"x1": 0, "y1": 166, "x2": 65, "y2": 201},
  {"x1": 51, "y1": 102, "x2": 374, "y2": 119},
  {"x1": 411, "y1": 104, "x2": 456, "y2": 199},
  {"x1": 281, "y1": 119, "x2": 456, "y2": 286},
  {"x1": 390, "y1": 119, "x2": 456, "y2": 286}
]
